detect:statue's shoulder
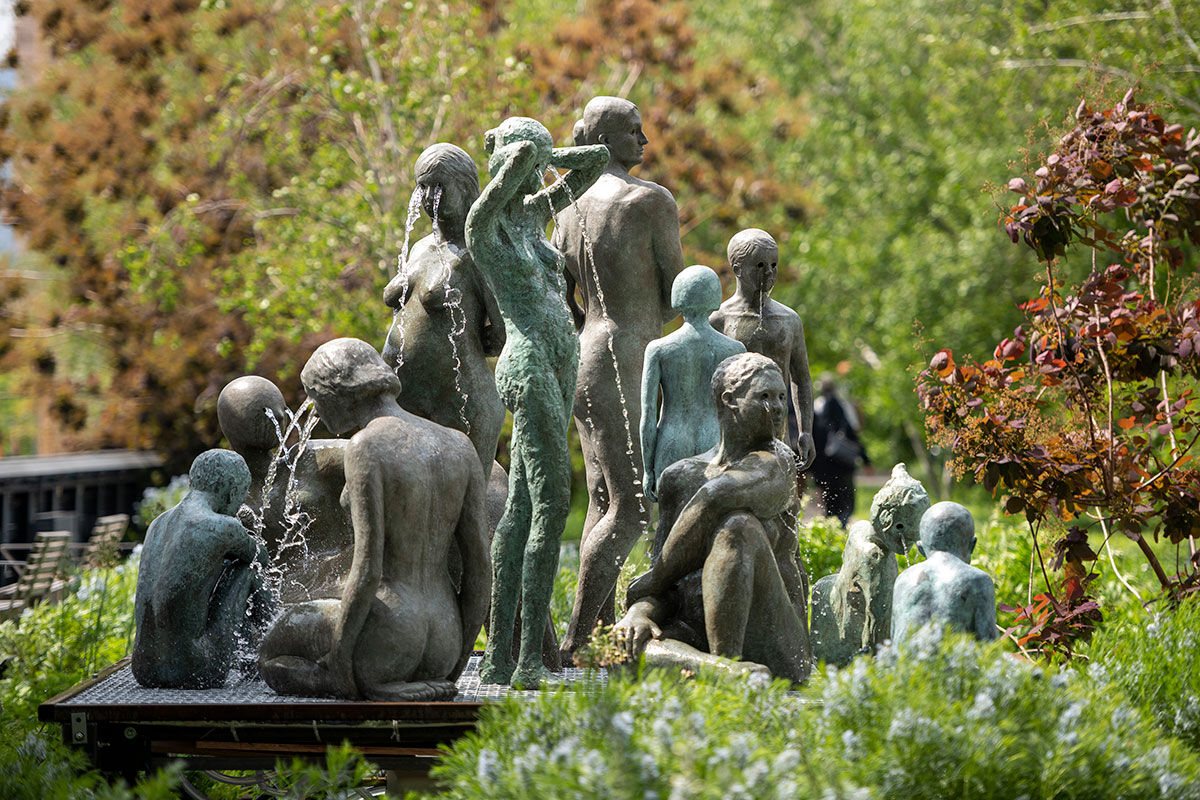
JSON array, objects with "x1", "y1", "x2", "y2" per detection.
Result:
[{"x1": 631, "y1": 178, "x2": 678, "y2": 211}]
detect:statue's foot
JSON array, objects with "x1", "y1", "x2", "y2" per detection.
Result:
[
  {"x1": 367, "y1": 679, "x2": 458, "y2": 702},
  {"x1": 511, "y1": 663, "x2": 557, "y2": 690},
  {"x1": 478, "y1": 653, "x2": 516, "y2": 685},
  {"x1": 728, "y1": 659, "x2": 772, "y2": 679}
]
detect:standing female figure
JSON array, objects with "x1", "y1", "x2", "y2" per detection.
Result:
[
  {"x1": 382, "y1": 143, "x2": 506, "y2": 473},
  {"x1": 465, "y1": 117, "x2": 607, "y2": 686}
]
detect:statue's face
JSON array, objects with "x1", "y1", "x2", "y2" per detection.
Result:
[
  {"x1": 311, "y1": 394, "x2": 357, "y2": 437},
  {"x1": 727, "y1": 368, "x2": 787, "y2": 439},
  {"x1": 600, "y1": 106, "x2": 647, "y2": 170},
  {"x1": 733, "y1": 243, "x2": 779, "y2": 296},
  {"x1": 419, "y1": 177, "x2": 470, "y2": 229}
]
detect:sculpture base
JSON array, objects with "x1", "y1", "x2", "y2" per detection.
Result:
[{"x1": 39, "y1": 653, "x2": 605, "y2": 788}]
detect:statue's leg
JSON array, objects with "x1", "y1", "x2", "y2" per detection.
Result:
[
  {"x1": 511, "y1": 388, "x2": 571, "y2": 688},
  {"x1": 643, "y1": 638, "x2": 769, "y2": 677},
  {"x1": 566, "y1": 361, "x2": 648, "y2": 653},
  {"x1": 703, "y1": 513, "x2": 811, "y2": 683},
  {"x1": 258, "y1": 600, "x2": 346, "y2": 697},
  {"x1": 479, "y1": 428, "x2": 531, "y2": 685},
  {"x1": 197, "y1": 562, "x2": 262, "y2": 686},
  {"x1": 365, "y1": 679, "x2": 458, "y2": 701}
]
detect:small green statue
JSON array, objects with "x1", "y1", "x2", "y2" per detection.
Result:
[
  {"x1": 641, "y1": 265, "x2": 746, "y2": 502},
  {"x1": 809, "y1": 464, "x2": 930, "y2": 666},
  {"x1": 465, "y1": 117, "x2": 608, "y2": 687},
  {"x1": 892, "y1": 501, "x2": 998, "y2": 645}
]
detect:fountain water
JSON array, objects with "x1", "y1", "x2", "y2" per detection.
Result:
[
  {"x1": 427, "y1": 184, "x2": 473, "y2": 435},
  {"x1": 385, "y1": 186, "x2": 427, "y2": 373}
]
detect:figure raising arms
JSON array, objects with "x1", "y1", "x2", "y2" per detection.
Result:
[{"x1": 465, "y1": 117, "x2": 608, "y2": 686}]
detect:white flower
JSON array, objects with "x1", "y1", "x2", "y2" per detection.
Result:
[{"x1": 475, "y1": 748, "x2": 499, "y2": 787}]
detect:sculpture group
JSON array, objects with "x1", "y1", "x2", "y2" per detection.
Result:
[{"x1": 131, "y1": 97, "x2": 996, "y2": 695}]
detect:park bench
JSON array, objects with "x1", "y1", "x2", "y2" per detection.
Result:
[
  {"x1": 0, "y1": 530, "x2": 71, "y2": 621},
  {"x1": 82, "y1": 514, "x2": 130, "y2": 568}
]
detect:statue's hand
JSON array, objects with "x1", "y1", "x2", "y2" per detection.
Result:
[
  {"x1": 643, "y1": 470, "x2": 657, "y2": 504},
  {"x1": 614, "y1": 607, "x2": 661, "y2": 661},
  {"x1": 796, "y1": 432, "x2": 816, "y2": 472}
]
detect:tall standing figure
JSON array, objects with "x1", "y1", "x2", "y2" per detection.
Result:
[
  {"x1": 465, "y1": 117, "x2": 609, "y2": 686},
  {"x1": 552, "y1": 97, "x2": 686, "y2": 655}
]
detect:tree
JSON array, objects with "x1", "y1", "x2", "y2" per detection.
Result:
[{"x1": 918, "y1": 91, "x2": 1200, "y2": 657}]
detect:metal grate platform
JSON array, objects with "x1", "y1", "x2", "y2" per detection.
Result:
[{"x1": 58, "y1": 654, "x2": 605, "y2": 708}]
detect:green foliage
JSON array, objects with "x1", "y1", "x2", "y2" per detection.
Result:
[
  {"x1": 798, "y1": 513, "x2": 848, "y2": 584},
  {"x1": 132, "y1": 474, "x2": 190, "y2": 532},
  {"x1": 270, "y1": 742, "x2": 378, "y2": 798},
  {"x1": 0, "y1": 558, "x2": 139, "y2": 729},
  {"x1": 918, "y1": 92, "x2": 1200, "y2": 654},
  {"x1": 1088, "y1": 597, "x2": 1200, "y2": 752},
  {"x1": 430, "y1": 629, "x2": 1200, "y2": 799},
  {"x1": 0, "y1": 731, "x2": 182, "y2": 800}
]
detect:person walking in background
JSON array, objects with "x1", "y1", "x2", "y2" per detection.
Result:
[{"x1": 811, "y1": 373, "x2": 869, "y2": 527}]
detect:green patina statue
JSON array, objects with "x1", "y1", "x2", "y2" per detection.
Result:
[
  {"x1": 132, "y1": 449, "x2": 274, "y2": 689},
  {"x1": 809, "y1": 463, "x2": 930, "y2": 666},
  {"x1": 641, "y1": 265, "x2": 746, "y2": 503},
  {"x1": 892, "y1": 501, "x2": 998, "y2": 645},
  {"x1": 465, "y1": 116, "x2": 608, "y2": 687}
]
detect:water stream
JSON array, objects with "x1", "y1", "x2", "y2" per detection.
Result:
[{"x1": 385, "y1": 186, "x2": 427, "y2": 373}]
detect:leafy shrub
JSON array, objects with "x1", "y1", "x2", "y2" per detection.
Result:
[
  {"x1": 0, "y1": 555, "x2": 139, "y2": 728},
  {"x1": 1088, "y1": 597, "x2": 1200, "y2": 752},
  {"x1": 799, "y1": 513, "x2": 846, "y2": 585},
  {"x1": 0, "y1": 730, "x2": 181, "y2": 800},
  {"x1": 133, "y1": 475, "x2": 190, "y2": 532},
  {"x1": 430, "y1": 628, "x2": 1200, "y2": 799}
]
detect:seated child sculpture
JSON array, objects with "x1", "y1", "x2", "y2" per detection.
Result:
[
  {"x1": 132, "y1": 449, "x2": 274, "y2": 689},
  {"x1": 710, "y1": 229, "x2": 814, "y2": 470},
  {"x1": 641, "y1": 265, "x2": 745, "y2": 502},
  {"x1": 616, "y1": 353, "x2": 810, "y2": 682},
  {"x1": 258, "y1": 338, "x2": 490, "y2": 700},
  {"x1": 809, "y1": 464, "x2": 930, "y2": 666},
  {"x1": 891, "y1": 501, "x2": 998, "y2": 645},
  {"x1": 218, "y1": 375, "x2": 353, "y2": 604}
]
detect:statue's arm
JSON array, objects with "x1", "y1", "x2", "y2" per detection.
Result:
[
  {"x1": 974, "y1": 576, "x2": 999, "y2": 641},
  {"x1": 861, "y1": 548, "x2": 888, "y2": 650},
  {"x1": 452, "y1": 460, "x2": 491, "y2": 676},
  {"x1": 326, "y1": 438, "x2": 386, "y2": 685},
  {"x1": 640, "y1": 345, "x2": 663, "y2": 502},
  {"x1": 467, "y1": 141, "x2": 541, "y2": 250},
  {"x1": 637, "y1": 455, "x2": 790, "y2": 598},
  {"x1": 477, "y1": 266, "x2": 506, "y2": 356},
  {"x1": 789, "y1": 313, "x2": 816, "y2": 470},
  {"x1": 530, "y1": 144, "x2": 609, "y2": 222},
  {"x1": 649, "y1": 189, "x2": 685, "y2": 324},
  {"x1": 563, "y1": 263, "x2": 586, "y2": 332}
]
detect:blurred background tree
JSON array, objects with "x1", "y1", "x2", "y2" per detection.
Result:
[{"x1": 1, "y1": 0, "x2": 1196, "y2": 493}]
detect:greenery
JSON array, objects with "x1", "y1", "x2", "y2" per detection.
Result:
[
  {"x1": 431, "y1": 629, "x2": 1200, "y2": 799},
  {"x1": 1087, "y1": 596, "x2": 1200, "y2": 752}
]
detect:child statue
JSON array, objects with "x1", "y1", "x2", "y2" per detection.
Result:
[
  {"x1": 616, "y1": 353, "x2": 811, "y2": 682},
  {"x1": 892, "y1": 501, "x2": 998, "y2": 645},
  {"x1": 809, "y1": 464, "x2": 930, "y2": 666},
  {"x1": 552, "y1": 96, "x2": 686, "y2": 655},
  {"x1": 464, "y1": 118, "x2": 609, "y2": 687},
  {"x1": 710, "y1": 228, "x2": 815, "y2": 470},
  {"x1": 132, "y1": 449, "x2": 274, "y2": 689},
  {"x1": 218, "y1": 375, "x2": 353, "y2": 604},
  {"x1": 382, "y1": 143, "x2": 507, "y2": 474},
  {"x1": 258, "y1": 338, "x2": 491, "y2": 701},
  {"x1": 640, "y1": 265, "x2": 746, "y2": 502}
]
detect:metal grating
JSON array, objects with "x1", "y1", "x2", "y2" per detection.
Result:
[{"x1": 62, "y1": 655, "x2": 606, "y2": 706}]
